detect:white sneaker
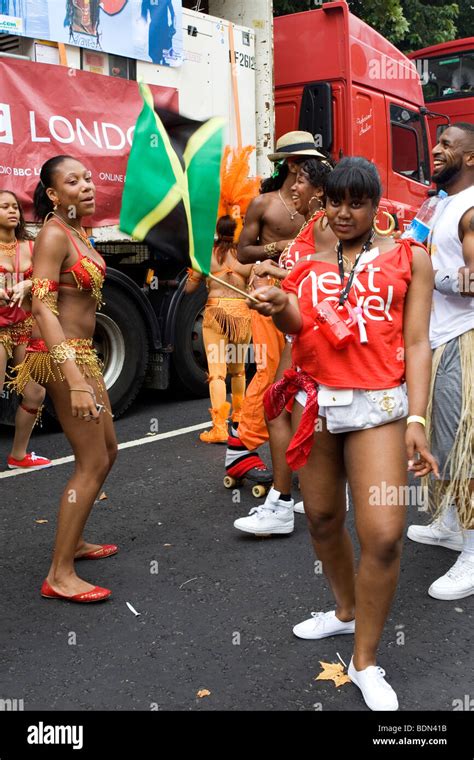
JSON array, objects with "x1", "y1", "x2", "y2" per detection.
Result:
[
  {"x1": 348, "y1": 657, "x2": 399, "y2": 711},
  {"x1": 233, "y1": 487, "x2": 294, "y2": 536},
  {"x1": 294, "y1": 501, "x2": 305, "y2": 514},
  {"x1": 407, "y1": 518, "x2": 462, "y2": 552},
  {"x1": 428, "y1": 554, "x2": 474, "y2": 600},
  {"x1": 293, "y1": 610, "x2": 355, "y2": 640}
]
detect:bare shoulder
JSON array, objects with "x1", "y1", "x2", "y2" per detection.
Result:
[
  {"x1": 246, "y1": 193, "x2": 271, "y2": 216},
  {"x1": 34, "y1": 222, "x2": 70, "y2": 261},
  {"x1": 411, "y1": 244, "x2": 433, "y2": 271},
  {"x1": 309, "y1": 247, "x2": 335, "y2": 263}
]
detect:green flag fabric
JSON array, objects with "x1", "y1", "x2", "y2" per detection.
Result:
[{"x1": 120, "y1": 83, "x2": 224, "y2": 275}]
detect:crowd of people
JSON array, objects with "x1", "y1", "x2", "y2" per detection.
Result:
[{"x1": 0, "y1": 123, "x2": 472, "y2": 712}]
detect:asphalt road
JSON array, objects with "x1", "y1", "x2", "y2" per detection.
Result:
[{"x1": 0, "y1": 390, "x2": 471, "y2": 713}]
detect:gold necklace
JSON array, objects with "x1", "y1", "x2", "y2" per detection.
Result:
[
  {"x1": 51, "y1": 213, "x2": 93, "y2": 249},
  {"x1": 0, "y1": 237, "x2": 17, "y2": 256},
  {"x1": 278, "y1": 190, "x2": 299, "y2": 221},
  {"x1": 279, "y1": 209, "x2": 322, "y2": 266},
  {"x1": 334, "y1": 244, "x2": 357, "y2": 274}
]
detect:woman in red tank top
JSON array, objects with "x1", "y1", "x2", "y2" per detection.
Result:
[
  {"x1": 11, "y1": 156, "x2": 117, "y2": 604},
  {"x1": 0, "y1": 190, "x2": 51, "y2": 470},
  {"x1": 248, "y1": 157, "x2": 439, "y2": 711}
]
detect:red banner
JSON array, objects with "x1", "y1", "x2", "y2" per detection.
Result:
[{"x1": 0, "y1": 58, "x2": 178, "y2": 226}]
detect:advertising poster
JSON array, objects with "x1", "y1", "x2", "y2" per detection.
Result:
[
  {"x1": 0, "y1": 57, "x2": 179, "y2": 225},
  {"x1": 0, "y1": 0, "x2": 183, "y2": 66}
]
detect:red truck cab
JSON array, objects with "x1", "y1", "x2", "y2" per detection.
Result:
[
  {"x1": 274, "y1": 0, "x2": 433, "y2": 229},
  {"x1": 408, "y1": 38, "x2": 474, "y2": 147}
]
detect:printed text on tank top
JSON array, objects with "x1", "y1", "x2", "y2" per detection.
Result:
[{"x1": 282, "y1": 240, "x2": 416, "y2": 389}]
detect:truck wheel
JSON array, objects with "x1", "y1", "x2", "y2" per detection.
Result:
[
  {"x1": 94, "y1": 285, "x2": 149, "y2": 417},
  {"x1": 171, "y1": 287, "x2": 208, "y2": 398}
]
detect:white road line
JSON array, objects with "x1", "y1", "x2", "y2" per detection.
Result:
[{"x1": 0, "y1": 421, "x2": 211, "y2": 479}]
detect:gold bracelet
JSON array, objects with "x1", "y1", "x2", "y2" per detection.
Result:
[
  {"x1": 407, "y1": 415, "x2": 426, "y2": 427},
  {"x1": 69, "y1": 388, "x2": 94, "y2": 395},
  {"x1": 50, "y1": 342, "x2": 77, "y2": 364}
]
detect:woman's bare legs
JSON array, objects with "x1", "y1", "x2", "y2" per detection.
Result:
[
  {"x1": 9, "y1": 344, "x2": 46, "y2": 460},
  {"x1": 266, "y1": 342, "x2": 294, "y2": 494},
  {"x1": 345, "y1": 420, "x2": 407, "y2": 669},
  {"x1": 292, "y1": 402, "x2": 356, "y2": 620},
  {"x1": 45, "y1": 376, "x2": 118, "y2": 596}
]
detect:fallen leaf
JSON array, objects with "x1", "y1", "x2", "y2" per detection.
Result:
[
  {"x1": 99, "y1": 492, "x2": 108, "y2": 501},
  {"x1": 146, "y1": 432, "x2": 157, "y2": 437},
  {"x1": 35, "y1": 519, "x2": 48, "y2": 524},
  {"x1": 164, "y1": 544, "x2": 172, "y2": 547},
  {"x1": 315, "y1": 661, "x2": 351, "y2": 688},
  {"x1": 197, "y1": 689, "x2": 211, "y2": 699}
]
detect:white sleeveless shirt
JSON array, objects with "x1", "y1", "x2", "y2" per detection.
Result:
[{"x1": 429, "y1": 185, "x2": 474, "y2": 349}]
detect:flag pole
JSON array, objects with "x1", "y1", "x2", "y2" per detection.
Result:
[{"x1": 206, "y1": 273, "x2": 261, "y2": 304}]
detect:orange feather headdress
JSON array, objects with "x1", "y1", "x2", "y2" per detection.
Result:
[{"x1": 218, "y1": 145, "x2": 260, "y2": 243}]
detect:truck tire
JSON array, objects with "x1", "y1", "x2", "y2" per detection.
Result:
[
  {"x1": 171, "y1": 287, "x2": 208, "y2": 398},
  {"x1": 94, "y1": 284, "x2": 149, "y2": 417}
]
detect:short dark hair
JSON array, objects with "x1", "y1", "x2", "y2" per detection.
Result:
[
  {"x1": 451, "y1": 122, "x2": 474, "y2": 149},
  {"x1": 325, "y1": 156, "x2": 382, "y2": 205},
  {"x1": 299, "y1": 156, "x2": 334, "y2": 197}
]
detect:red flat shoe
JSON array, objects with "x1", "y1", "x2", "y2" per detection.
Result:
[
  {"x1": 75, "y1": 544, "x2": 118, "y2": 560},
  {"x1": 41, "y1": 579, "x2": 111, "y2": 603}
]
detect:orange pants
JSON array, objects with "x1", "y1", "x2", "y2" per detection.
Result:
[{"x1": 237, "y1": 311, "x2": 286, "y2": 451}]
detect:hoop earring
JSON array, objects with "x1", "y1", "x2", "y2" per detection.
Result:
[
  {"x1": 373, "y1": 211, "x2": 396, "y2": 237},
  {"x1": 309, "y1": 195, "x2": 324, "y2": 211},
  {"x1": 319, "y1": 213, "x2": 329, "y2": 231}
]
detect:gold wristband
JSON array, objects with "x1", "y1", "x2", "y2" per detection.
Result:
[
  {"x1": 50, "y1": 342, "x2": 77, "y2": 364},
  {"x1": 407, "y1": 415, "x2": 426, "y2": 427}
]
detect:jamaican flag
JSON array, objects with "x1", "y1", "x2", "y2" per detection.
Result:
[{"x1": 120, "y1": 84, "x2": 225, "y2": 275}]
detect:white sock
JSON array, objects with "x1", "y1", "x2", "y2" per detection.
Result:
[
  {"x1": 441, "y1": 503, "x2": 460, "y2": 532},
  {"x1": 267, "y1": 487, "x2": 293, "y2": 509},
  {"x1": 461, "y1": 529, "x2": 474, "y2": 558}
]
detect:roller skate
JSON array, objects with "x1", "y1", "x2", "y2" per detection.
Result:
[{"x1": 224, "y1": 425, "x2": 273, "y2": 498}]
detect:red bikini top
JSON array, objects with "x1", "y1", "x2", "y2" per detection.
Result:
[{"x1": 52, "y1": 220, "x2": 106, "y2": 290}]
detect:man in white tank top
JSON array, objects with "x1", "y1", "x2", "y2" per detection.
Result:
[{"x1": 408, "y1": 124, "x2": 474, "y2": 601}]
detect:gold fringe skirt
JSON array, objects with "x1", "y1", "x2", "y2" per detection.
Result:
[
  {"x1": 425, "y1": 330, "x2": 474, "y2": 528},
  {"x1": 0, "y1": 314, "x2": 35, "y2": 359},
  {"x1": 9, "y1": 337, "x2": 103, "y2": 396},
  {"x1": 202, "y1": 298, "x2": 252, "y2": 345}
]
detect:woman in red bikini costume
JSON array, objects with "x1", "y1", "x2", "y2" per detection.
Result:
[
  {"x1": 12, "y1": 155, "x2": 118, "y2": 603},
  {"x1": 250, "y1": 157, "x2": 439, "y2": 710},
  {"x1": 0, "y1": 190, "x2": 51, "y2": 470}
]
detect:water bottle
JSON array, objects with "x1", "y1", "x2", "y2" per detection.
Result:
[{"x1": 401, "y1": 190, "x2": 448, "y2": 243}]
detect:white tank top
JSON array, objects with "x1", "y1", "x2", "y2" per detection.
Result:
[{"x1": 429, "y1": 185, "x2": 474, "y2": 349}]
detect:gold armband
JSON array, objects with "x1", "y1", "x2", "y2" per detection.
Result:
[
  {"x1": 263, "y1": 242, "x2": 279, "y2": 257},
  {"x1": 50, "y1": 341, "x2": 77, "y2": 364},
  {"x1": 31, "y1": 278, "x2": 59, "y2": 316}
]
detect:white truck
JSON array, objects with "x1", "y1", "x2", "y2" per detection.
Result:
[{"x1": 0, "y1": 0, "x2": 273, "y2": 422}]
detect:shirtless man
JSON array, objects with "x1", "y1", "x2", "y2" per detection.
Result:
[{"x1": 225, "y1": 131, "x2": 327, "y2": 496}]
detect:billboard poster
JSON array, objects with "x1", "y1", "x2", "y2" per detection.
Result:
[
  {"x1": 0, "y1": 0, "x2": 183, "y2": 67},
  {"x1": 0, "y1": 57, "x2": 179, "y2": 225}
]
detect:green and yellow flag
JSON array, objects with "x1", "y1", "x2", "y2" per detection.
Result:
[{"x1": 120, "y1": 84, "x2": 225, "y2": 275}]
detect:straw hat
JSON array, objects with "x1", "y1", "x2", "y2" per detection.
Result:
[{"x1": 268, "y1": 130, "x2": 326, "y2": 162}]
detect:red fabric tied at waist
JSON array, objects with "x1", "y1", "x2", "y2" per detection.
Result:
[
  {"x1": 26, "y1": 338, "x2": 48, "y2": 353},
  {"x1": 263, "y1": 368, "x2": 319, "y2": 470}
]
